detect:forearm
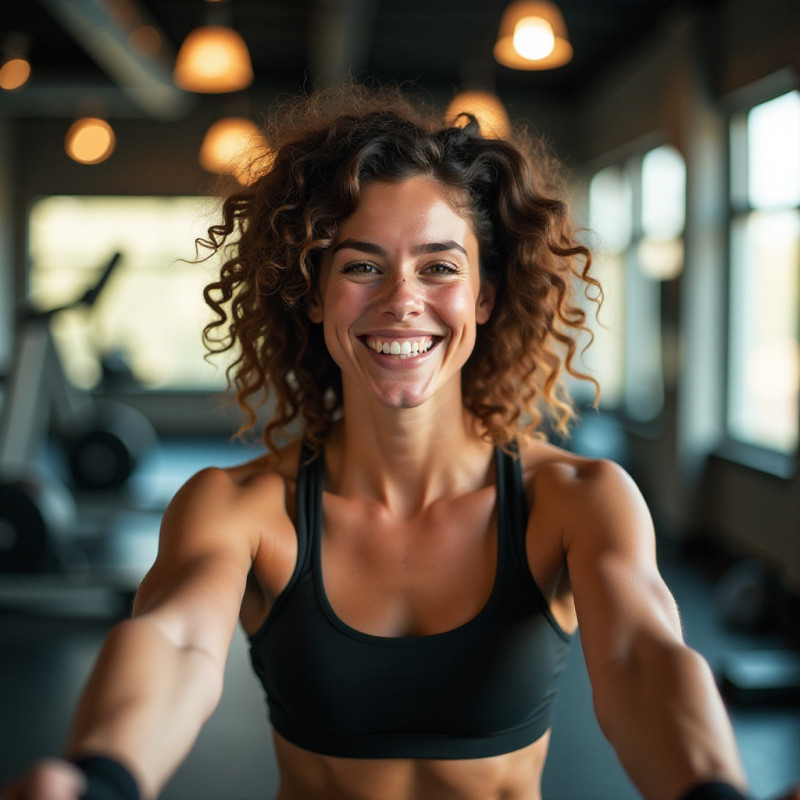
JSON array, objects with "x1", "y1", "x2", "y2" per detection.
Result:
[
  {"x1": 65, "y1": 616, "x2": 225, "y2": 800},
  {"x1": 594, "y1": 642, "x2": 747, "y2": 800}
]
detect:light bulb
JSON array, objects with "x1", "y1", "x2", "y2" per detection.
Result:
[
  {"x1": 513, "y1": 17, "x2": 555, "y2": 61},
  {"x1": 0, "y1": 57, "x2": 31, "y2": 91},
  {"x1": 65, "y1": 118, "x2": 116, "y2": 165}
]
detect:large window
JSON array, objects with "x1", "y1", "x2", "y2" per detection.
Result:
[
  {"x1": 727, "y1": 90, "x2": 800, "y2": 454},
  {"x1": 586, "y1": 144, "x2": 686, "y2": 420},
  {"x1": 28, "y1": 196, "x2": 230, "y2": 391}
]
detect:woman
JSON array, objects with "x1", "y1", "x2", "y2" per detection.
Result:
[{"x1": 4, "y1": 85, "x2": 756, "y2": 800}]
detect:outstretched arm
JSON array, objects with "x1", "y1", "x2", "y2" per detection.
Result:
[
  {"x1": 3, "y1": 467, "x2": 257, "y2": 800},
  {"x1": 561, "y1": 459, "x2": 746, "y2": 800}
]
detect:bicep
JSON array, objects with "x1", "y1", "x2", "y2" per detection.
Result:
[
  {"x1": 132, "y1": 468, "x2": 255, "y2": 667},
  {"x1": 563, "y1": 460, "x2": 683, "y2": 682}
]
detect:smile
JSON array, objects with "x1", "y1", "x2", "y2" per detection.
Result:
[{"x1": 363, "y1": 336, "x2": 436, "y2": 359}]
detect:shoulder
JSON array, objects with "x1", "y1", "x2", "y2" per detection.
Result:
[
  {"x1": 160, "y1": 438, "x2": 305, "y2": 553},
  {"x1": 516, "y1": 436, "x2": 653, "y2": 553}
]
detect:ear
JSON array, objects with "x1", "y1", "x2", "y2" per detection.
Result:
[
  {"x1": 307, "y1": 291, "x2": 324, "y2": 323},
  {"x1": 476, "y1": 281, "x2": 496, "y2": 325}
]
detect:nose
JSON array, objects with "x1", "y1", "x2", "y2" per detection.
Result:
[{"x1": 377, "y1": 275, "x2": 423, "y2": 320}]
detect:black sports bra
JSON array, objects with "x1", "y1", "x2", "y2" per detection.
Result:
[{"x1": 248, "y1": 443, "x2": 571, "y2": 759}]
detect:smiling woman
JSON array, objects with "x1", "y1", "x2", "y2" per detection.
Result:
[
  {"x1": 200, "y1": 83, "x2": 600, "y2": 455},
  {"x1": 3, "y1": 83, "x2": 766, "y2": 800}
]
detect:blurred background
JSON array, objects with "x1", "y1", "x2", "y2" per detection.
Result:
[{"x1": 0, "y1": 1, "x2": 798, "y2": 798}]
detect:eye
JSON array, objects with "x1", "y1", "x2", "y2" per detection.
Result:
[
  {"x1": 424, "y1": 262, "x2": 460, "y2": 276},
  {"x1": 342, "y1": 261, "x2": 379, "y2": 276}
]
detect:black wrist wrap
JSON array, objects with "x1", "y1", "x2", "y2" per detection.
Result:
[
  {"x1": 679, "y1": 781, "x2": 750, "y2": 800},
  {"x1": 71, "y1": 755, "x2": 140, "y2": 800}
]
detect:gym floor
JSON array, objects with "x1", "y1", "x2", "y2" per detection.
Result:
[{"x1": 0, "y1": 439, "x2": 798, "y2": 800}]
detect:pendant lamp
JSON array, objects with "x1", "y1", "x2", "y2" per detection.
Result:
[
  {"x1": 199, "y1": 116, "x2": 269, "y2": 184},
  {"x1": 446, "y1": 90, "x2": 510, "y2": 138},
  {"x1": 65, "y1": 117, "x2": 116, "y2": 165},
  {"x1": 494, "y1": 1, "x2": 573, "y2": 70},
  {"x1": 0, "y1": 33, "x2": 32, "y2": 91},
  {"x1": 173, "y1": 1, "x2": 253, "y2": 93}
]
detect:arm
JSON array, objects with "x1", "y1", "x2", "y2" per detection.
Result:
[
  {"x1": 559, "y1": 459, "x2": 746, "y2": 800},
  {"x1": 7, "y1": 467, "x2": 258, "y2": 800}
]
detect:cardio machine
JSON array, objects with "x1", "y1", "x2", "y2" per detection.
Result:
[{"x1": 0, "y1": 252, "x2": 157, "y2": 575}]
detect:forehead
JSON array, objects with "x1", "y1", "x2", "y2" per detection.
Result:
[{"x1": 338, "y1": 176, "x2": 476, "y2": 246}]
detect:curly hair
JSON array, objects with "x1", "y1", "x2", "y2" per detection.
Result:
[{"x1": 200, "y1": 83, "x2": 600, "y2": 455}]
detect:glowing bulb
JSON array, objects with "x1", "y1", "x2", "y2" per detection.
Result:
[
  {"x1": 65, "y1": 118, "x2": 116, "y2": 165},
  {"x1": 0, "y1": 57, "x2": 32, "y2": 90},
  {"x1": 513, "y1": 16, "x2": 555, "y2": 61}
]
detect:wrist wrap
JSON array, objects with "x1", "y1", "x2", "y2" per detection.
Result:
[
  {"x1": 71, "y1": 755, "x2": 140, "y2": 800},
  {"x1": 679, "y1": 781, "x2": 750, "y2": 800}
]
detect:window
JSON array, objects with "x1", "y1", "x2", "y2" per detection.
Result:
[
  {"x1": 584, "y1": 165, "x2": 629, "y2": 409},
  {"x1": 27, "y1": 196, "x2": 230, "y2": 391},
  {"x1": 586, "y1": 144, "x2": 686, "y2": 420},
  {"x1": 727, "y1": 90, "x2": 800, "y2": 454}
]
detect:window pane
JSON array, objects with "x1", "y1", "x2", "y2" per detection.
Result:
[
  {"x1": 642, "y1": 145, "x2": 686, "y2": 239},
  {"x1": 575, "y1": 252, "x2": 625, "y2": 409},
  {"x1": 28, "y1": 196, "x2": 228, "y2": 390},
  {"x1": 728, "y1": 209, "x2": 800, "y2": 452},
  {"x1": 748, "y1": 90, "x2": 800, "y2": 209},
  {"x1": 588, "y1": 166, "x2": 632, "y2": 252}
]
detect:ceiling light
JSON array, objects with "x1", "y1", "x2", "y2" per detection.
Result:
[
  {"x1": 65, "y1": 117, "x2": 116, "y2": 165},
  {"x1": 0, "y1": 32, "x2": 32, "y2": 91},
  {"x1": 0, "y1": 57, "x2": 31, "y2": 91},
  {"x1": 173, "y1": 9, "x2": 253, "y2": 94},
  {"x1": 446, "y1": 90, "x2": 510, "y2": 139},
  {"x1": 199, "y1": 116, "x2": 270, "y2": 184},
  {"x1": 494, "y1": 1, "x2": 572, "y2": 70}
]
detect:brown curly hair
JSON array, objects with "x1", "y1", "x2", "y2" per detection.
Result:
[{"x1": 199, "y1": 83, "x2": 600, "y2": 455}]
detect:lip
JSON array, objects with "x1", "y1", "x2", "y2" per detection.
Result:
[{"x1": 359, "y1": 330, "x2": 442, "y2": 339}]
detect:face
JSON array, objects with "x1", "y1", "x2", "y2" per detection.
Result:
[{"x1": 308, "y1": 175, "x2": 495, "y2": 410}]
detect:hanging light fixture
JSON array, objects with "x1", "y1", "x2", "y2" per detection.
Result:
[
  {"x1": 494, "y1": 1, "x2": 573, "y2": 70},
  {"x1": 173, "y1": 1, "x2": 253, "y2": 93},
  {"x1": 199, "y1": 116, "x2": 270, "y2": 184},
  {"x1": 446, "y1": 90, "x2": 510, "y2": 139},
  {"x1": 0, "y1": 33, "x2": 32, "y2": 92},
  {"x1": 65, "y1": 117, "x2": 116, "y2": 165}
]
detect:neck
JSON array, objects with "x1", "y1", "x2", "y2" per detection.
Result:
[{"x1": 326, "y1": 383, "x2": 494, "y2": 517}]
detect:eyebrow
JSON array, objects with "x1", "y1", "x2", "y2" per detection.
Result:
[{"x1": 331, "y1": 238, "x2": 468, "y2": 257}]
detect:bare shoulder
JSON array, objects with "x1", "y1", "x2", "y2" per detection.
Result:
[
  {"x1": 516, "y1": 436, "x2": 653, "y2": 552},
  {"x1": 134, "y1": 439, "x2": 304, "y2": 621},
  {"x1": 168, "y1": 439, "x2": 303, "y2": 517}
]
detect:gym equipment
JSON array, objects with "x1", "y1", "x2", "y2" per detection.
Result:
[{"x1": 0, "y1": 252, "x2": 157, "y2": 573}]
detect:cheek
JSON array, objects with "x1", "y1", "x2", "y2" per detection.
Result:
[
  {"x1": 321, "y1": 284, "x2": 370, "y2": 346},
  {"x1": 438, "y1": 284, "x2": 481, "y2": 328}
]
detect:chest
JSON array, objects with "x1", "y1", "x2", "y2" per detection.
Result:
[{"x1": 319, "y1": 488, "x2": 500, "y2": 637}]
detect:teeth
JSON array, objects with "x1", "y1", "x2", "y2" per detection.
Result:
[{"x1": 366, "y1": 337, "x2": 434, "y2": 357}]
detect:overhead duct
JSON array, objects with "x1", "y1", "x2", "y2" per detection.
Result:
[{"x1": 40, "y1": 0, "x2": 192, "y2": 120}]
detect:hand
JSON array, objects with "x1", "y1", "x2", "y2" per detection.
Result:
[{"x1": 1, "y1": 759, "x2": 86, "y2": 800}]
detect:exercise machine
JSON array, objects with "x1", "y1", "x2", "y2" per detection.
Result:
[{"x1": 0, "y1": 252, "x2": 157, "y2": 575}]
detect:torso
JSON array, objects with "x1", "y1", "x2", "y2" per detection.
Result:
[{"x1": 231, "y1": 434, "x2": 581, "y2": 800}]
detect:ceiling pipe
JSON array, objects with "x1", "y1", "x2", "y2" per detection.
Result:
[{"x1": 40, "y1": 0, "x2": 193, "y2": 120}]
